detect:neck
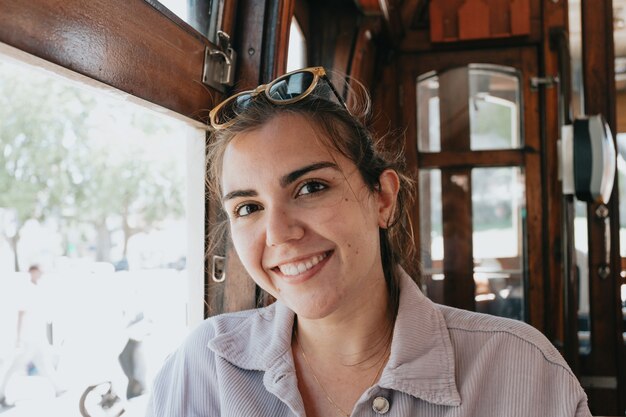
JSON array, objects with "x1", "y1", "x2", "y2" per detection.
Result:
[{"x1": 294, "y1": 279, "x2": 393, "y2": 367}]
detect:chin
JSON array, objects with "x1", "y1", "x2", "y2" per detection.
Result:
[{"x1": 287, "y1": 297, "x2": 338, "y2": 320}]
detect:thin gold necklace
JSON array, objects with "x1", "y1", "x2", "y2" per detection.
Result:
[{"x1": 295, "y1": 328, "x2": 390, "y2": 417}]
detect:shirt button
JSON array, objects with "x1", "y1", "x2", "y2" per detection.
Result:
[{"x1": 372, "y1": 396, "x2": 390, "y2": 414}]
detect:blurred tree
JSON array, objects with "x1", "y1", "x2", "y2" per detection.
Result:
[
  {"x1": 0, "y1": 63, "x2": 93, "y2": 270},
  {"x1": 0, "y1": 60, "x2": 184, "y2": 270}
]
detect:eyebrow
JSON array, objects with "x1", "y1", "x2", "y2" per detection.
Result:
[
  {"x1": 222, "y1": 189, "x2": 257, "y2": 203},
  {"x1": 222, "y1": 161, "x2": 339, "y2": 203},
  {"x1": 279, "y1": 161, "x2": 338, "y2": 187}
]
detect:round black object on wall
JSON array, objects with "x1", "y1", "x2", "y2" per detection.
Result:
[{"x1": 571, "y1": 115, "x2": 616, "y2": 204}]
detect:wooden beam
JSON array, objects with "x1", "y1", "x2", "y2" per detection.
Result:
[
  {"x1": 418, "y1": 150, "x2": 525, "y2": 169},
  {"x1": 580, "y1": 0, "x2": 624, "y2": 413},
  {"x1": 354, "y1": 0, "x2": 405, "y2": 45}
]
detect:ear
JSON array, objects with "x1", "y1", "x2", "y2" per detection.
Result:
[{"x1": 376, "y1": 169, "x2": 400, "y2": 229}]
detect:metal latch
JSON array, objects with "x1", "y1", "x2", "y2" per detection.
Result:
[
  {"x1": 211, "y1": 255, "x2": 226, "y2": 283},
  {"x1": 530, "y1": 76, "x2": 559, "y2": 90},
  {"x1": 203, "y1": 30, "x2": 236, "y2": 92}
]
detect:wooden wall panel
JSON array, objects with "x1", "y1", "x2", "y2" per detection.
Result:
[
  {"x1": 265, "y1": 0, "x2": 295, "y2": 79},
  {"x1": 400, "y1": 0, "x2": 541, "y2": 52},
  {"x1": 539, "y1": 0, "x2": 567, "y2": 354},
  {"x1": 519, "y1": 47, "x2": 543, "y2": 332},
  {"x1": 580, "y1": 0, "x2": 624, "y2": 412}
]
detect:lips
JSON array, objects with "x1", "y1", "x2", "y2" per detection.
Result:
[{"x1": 275, "y1": 252, "x2": 329, "y2": 276}]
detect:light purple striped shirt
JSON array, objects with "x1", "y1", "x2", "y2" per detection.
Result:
[{"x1": 147, "y1": 270, "x2": 591, "y2": 416}]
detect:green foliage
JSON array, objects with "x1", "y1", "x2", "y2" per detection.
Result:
[{"x1": 0, "y1": 60, "x2": 185, "y2": 268}]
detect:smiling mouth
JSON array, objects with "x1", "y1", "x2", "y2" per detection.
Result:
[{"x1": 274, "y1": 251, "x2": 330, "y2": 277}]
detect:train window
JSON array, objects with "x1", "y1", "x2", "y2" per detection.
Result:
[
  {"x1": 415, "y1": 63, "x2": 529, "y2": 320},
  {"x1": 417, "y1": 65, "x2": 522, "y2": 152},
  {"x1": 287, "y1": 17, "x2": 307, "y2": 72},
  {"x1": 153, "y1": 0, "x2": 225, "y2": 43},
  {"x1": 416, "y1": 73, "x2": 441, "y2": 152},
  {"x1": 418, "y1": 169, "x2": 443, "y2": 300},
  {"x1": 0, "y1": 50, "x2": 205, "y2": 415},
  {"x1": 468, "y1": 68, "x2": 521, "y2": 150},
  {"x1": 472, "y1": 167, "x2": 525, "y2": 321}
]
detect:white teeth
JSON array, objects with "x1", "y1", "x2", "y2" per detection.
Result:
[{"x1": 278, "y1": 253, "x2": 327, "y2": 276}]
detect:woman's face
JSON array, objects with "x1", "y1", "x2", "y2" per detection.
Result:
[{"x1": 220, "y1": 113, "x2": 397, "y2": 320}]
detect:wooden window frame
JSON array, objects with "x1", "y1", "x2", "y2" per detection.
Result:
[{"x1": 400, "y1": 46, "x2": 544, "y2": 330}]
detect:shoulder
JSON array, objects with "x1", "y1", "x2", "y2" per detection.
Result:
[
  {"x1": 146, "y1": 306, "x2": 274, "y2": 417},
  {"x1": 438, "y1": 304, "x2": 573, "y2": 376},
  {"x1": 179, "y1": 305, "x2": 274, "y2": 358},
  {"x1": 435, "y1": 305, "x2": 590, "y2": 415}
]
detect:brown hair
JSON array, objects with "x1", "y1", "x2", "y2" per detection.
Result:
[{"x1": 206, "y1": 86, "x2": 416, "y2": 318}]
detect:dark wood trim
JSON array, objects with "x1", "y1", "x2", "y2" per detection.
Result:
[
  {"x1": 308, "y1": 0, "x2": 360, "y2": 84},
  {"x1": 441, "y1": 168, "x2": 475, "y2": 310},
  {"x1": 399, "y1": 60, "x2": 421, "y2": 286},
  {"x1": 399, "y1": 45, "x2": 540, "y2": 77},
  {"x1": 347, "y1": 18, "x2": 381, "y2": 108},
  {"x1": 439, "y1": 66, "x2": 470, "y2": 151},
  {"x1": 580, "y1": 0, "x2": 624, "y2": 414},
  {"x1": 265, "y1": 0, "x2": 295, "y2": 80},
  {"x1": 233, "y1": 0, "x2": 268, "y2": 89},
  {"x1": 293, "y1": 0, "x2": 311, "y2": 43},
  {"x1": 418, "y1": 150, "x2": 525, "y2": 169},
  {"x1": 354, "y1": 0, "x2": 404, "y2": 46},
  {"x1": 438, "y1": 66, "x2": 475, "y2": 310},
  {"x1": 540, "y1": 0, "x2": 568, "y2": 355},
  {"x1": 519, "y1": 47, "x2": 544, "y2": 331},
  {"x1": 222, "y1": 0, "x2": 239, "y2": 40}
]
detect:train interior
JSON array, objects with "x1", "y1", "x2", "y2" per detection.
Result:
[{"x1": 0, "y1": 0, "x2": 625, "y2": 416}]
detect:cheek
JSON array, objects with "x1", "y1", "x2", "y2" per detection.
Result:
[
  {"x1": 316, "y1": 200, "x2": 379, "y2": 248},
  {"x1": 230, "y1": 224, "x2": 263, "y2": 272}
]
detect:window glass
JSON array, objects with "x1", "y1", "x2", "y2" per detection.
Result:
[
  {"x1": 416, "y1": 66, "x2": 521, "y2": 152},
  {"x1": 419, "y1": 169, "x2": 443, "y2": 302},
  {"x1": 574, "y1": 199, "x2": 591, "y2": 354},
  {"x1": 287, "y1": 17, "x2": 307, "y2": 72},
  {"x1": 0, "y1": 52, "x2": 205, "y2": 416},
  {"x1": 469, "y1": 68, "x2": 521, "y2": 150},
  {"x1": 153, "y1": 0, "x2": 223, "y2": 43},
  {"x1": 416, "y1": 74, "x2": 441, "y2": 152},
  {"x1": 472, "y1": 167, "x2": 525, "y2": 321}
]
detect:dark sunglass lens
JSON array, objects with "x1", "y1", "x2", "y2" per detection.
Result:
[
  {"x1": 217, "y1": 94, "x2": 253, "y2": 124},
  {"x1": 268, "y1": 71, "x2": 315, "y2": 101}
]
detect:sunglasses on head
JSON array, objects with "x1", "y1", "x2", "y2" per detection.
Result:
[{"x1": 209, "y1": 66, "x2": 349, "y2": 130}]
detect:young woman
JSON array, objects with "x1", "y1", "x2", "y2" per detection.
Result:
[{"x1": 147, "y1": 67, "x2": 591, "y2": 417}]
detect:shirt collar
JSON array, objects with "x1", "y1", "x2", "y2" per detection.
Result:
[
  {"x1": 378, "y1": 269, "x2": 461, "y2": 406},
  {"x1": 207, "y1": 301, "x2": 294, "y2": 372},
  {"x1": 207, "y1": 269, "x2": 461, "y2": 407}
]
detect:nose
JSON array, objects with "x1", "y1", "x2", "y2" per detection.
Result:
[{"x1": 265, "y1": 205, "x2": 305, "y2": 247}]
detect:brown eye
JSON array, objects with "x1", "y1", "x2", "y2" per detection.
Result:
[
  {"x1": 235, "y1": 203, "x2": 262, "y2": 217},
  {"x1": 297, "y1": 181, "x2": 327, "y2": 196}
]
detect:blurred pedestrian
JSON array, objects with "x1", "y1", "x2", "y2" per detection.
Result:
[{"x1": 0, "y1": 265, "x2": 64, "y2": 407}]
